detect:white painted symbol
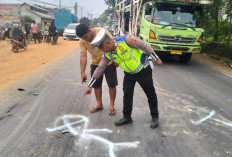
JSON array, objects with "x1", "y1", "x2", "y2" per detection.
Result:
[
  {"x1": 189, "y1": 109, "x2": 232, "y2": 127},
  {"x1": 192, "y1": 110, "x2": 216, "y2": 125},
  {"x1": 46, "y1": 115, "x2": 140, "y2": 157}
]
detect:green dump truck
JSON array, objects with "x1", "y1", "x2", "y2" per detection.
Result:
[{"x1": 115, "y1": 0, "x2": 213, "y2": 63}]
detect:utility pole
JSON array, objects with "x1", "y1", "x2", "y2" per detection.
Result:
[
  {"x1": 87, "y1": 11, "x2": 90, "y2": 19},
  {"x1": 74, "y1": 2, "x2": 78, "y2": 17},
  {"x1": 90, "y1": 13, "x2": 93, "y2": 26},
  {"x1": 90, "y1": 13, "x2": 93, "y2": 21},
  {"x1": 59, "y1": 0, "x2": 61, "y2": 9},
  {"x1": 80, "y1": 6, "x2": 84, "y2": 19}
]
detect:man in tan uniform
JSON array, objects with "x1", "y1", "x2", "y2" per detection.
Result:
[{"x1": 76, "y1": 24, "x2": 118, "y2": 116}]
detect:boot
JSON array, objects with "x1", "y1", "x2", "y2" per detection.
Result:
[{"x1": 114, "y1": 117, "x2": 133, "y2": 126}]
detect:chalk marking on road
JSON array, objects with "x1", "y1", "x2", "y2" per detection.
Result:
[
  {"x1": 189, "y1": 109, "x2": 232, "y2": 127},
  {"x1": 46, "y1": 119, "x2": 86, "y2": 132},
  {"x1": 193, "y1": 110, "x2": 216, "y2": 125},
  {"x1": 46, "y1": 115, "x2": 140, "y2": 157}
]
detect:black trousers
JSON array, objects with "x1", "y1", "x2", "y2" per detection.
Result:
[
  {"x1": 123, "y1": 66, "x2": 159, "y2": 119},
  {"x1": 32, "y1": 33, "x2": 40, "y2": 43}
]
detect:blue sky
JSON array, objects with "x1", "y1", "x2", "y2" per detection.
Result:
[{"x1": 1, "y1": 0, "x2": 108, "y2": 18}]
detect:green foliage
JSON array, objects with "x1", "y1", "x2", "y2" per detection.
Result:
[
  {"x1": 104, "y1": 0, "x2": 115, "y2": 15},
  {"x1": 201, "y1": 42, "x2": 232, "y2": 59},
  {"x1": 21, "y1": 15, "x2": 33, "y2": 23},
  {"x1": 98, "y1": 13, "x2": 109, "y2": 25},
  {"x1": 202, "y1": 0, "x2": 232, "y2": 58},
  {"x1": 92, "y1": 18, "x2": 99, "y2": 26},
  {"x1": 80, "y1": 17, "x2": 90, "y2": 27},
  {"x1": 104, "y1": 0, "x2": 115, "y2": 8}
]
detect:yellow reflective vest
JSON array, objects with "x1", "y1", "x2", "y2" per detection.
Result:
[{"x1": 105, "y1": 41, "x2": 146, "y2": 74}]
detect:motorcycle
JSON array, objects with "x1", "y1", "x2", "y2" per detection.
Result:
[
  {"x1": 44, "y1": 30, "x2": 49, "y2": 42},
  {"x1": 10, "y1": 37, "x2": 27, "y2": 53},
  {"x1": 27, "y1": 31, "x2": 43, "y2": 44},
  {"x1": 2, "y1": 27, "x2": 11, "y2": 40},
  {"x1": 47, "y1": 32, "x2": 58, "y2": 45},
  {"x1": 38, "y1": 31, "x2": 43, "y2": 41}
]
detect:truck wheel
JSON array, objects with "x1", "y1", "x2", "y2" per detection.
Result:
[{"x1": 179, "y1": 53, "x2": 192, "y2": 63}]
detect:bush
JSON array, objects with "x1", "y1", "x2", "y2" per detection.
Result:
[{"x1": 201, "y1": 42, "x2": 232, "y2": 60}]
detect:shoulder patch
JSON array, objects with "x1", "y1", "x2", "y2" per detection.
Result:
[
  {"x1": 128, "y1": 36, "x2": 137, "y2": 45},
  {"x1": 119, "y1": 46, "x2": 124, "y2": 52}
]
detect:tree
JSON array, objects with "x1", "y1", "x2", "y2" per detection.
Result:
[
  {"x1": 104, "y1": 0, "x2": 116, "y2": 15},
  {"x1": 98, "y1": 13, "x2": 109, "y2": 25},
  {"x1": 80, "y1": 17, "x2": 90, "y2": 27},
  {"x1": 21, "y1": 15, "x2": 33, "y2": 24},
  {"x1": 226, "y1": 0, "x2": 232, "y2": 43},
  {"x1": 104, "y1": 0, "x2": 115, "y2": 8},
  {"x1": 92, "y1": 18, "x2": 99, "y2": 26}
]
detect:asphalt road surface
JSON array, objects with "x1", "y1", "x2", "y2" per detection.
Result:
[{"x1": 0, "y1": 47, "x2": 231, "y2": 157}]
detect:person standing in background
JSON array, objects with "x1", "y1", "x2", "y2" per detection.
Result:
[
  {"x1": 24, "y1": 22, "x2": 31, "y2": 41},
  {"x1": 31, "y1": 20, "x2": 40, "y2": 44}
]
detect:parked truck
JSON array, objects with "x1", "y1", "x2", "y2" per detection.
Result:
[
  {"x1": 54, "y1": 8, "x2": 78, "y2": 35},
  {"x1": 115, "y1": 0, "x2": 213, "y2": 63}
]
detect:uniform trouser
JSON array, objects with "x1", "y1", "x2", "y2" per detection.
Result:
[{"x1": 123, "y1": 66, "x2": 159, "y2": 119}]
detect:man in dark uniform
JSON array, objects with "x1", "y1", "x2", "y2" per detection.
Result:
[
  {"x1": 12, "y1": 24, "x2": 24, "y2": 42},
  {"x1": 24, "y1": 23, "x2": 31, "y2": 40},
  {"x1": 48, "y1": 22, "x2": 58, "y2": 43}
]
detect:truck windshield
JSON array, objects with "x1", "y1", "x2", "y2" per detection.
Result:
[{"x1": 152, "y1": 3, "x2": 203, "y2": 28}]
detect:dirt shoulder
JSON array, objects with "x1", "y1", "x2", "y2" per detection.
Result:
[
  {"x1": 0, "y1": 38, "x2": 79, "y2": 89},
  {"x1": 192, "y1": 53, "x2": 232, "y2": 77}
]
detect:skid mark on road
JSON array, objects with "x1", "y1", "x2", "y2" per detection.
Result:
[{"x1": 46, "y1": 115, "x2": 140, "y2": 157}]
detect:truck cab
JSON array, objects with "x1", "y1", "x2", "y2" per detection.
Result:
[
  {"x1": 115, "y1": 0, "x2": 213, "y2": 63},
  {"x1": 140, "y1": 1, "x2": 204, "y2": 63}
]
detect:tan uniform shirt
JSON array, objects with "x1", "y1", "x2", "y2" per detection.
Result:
[{"x1": 79, "y1": 27, "x2": 113, "y2": 65}]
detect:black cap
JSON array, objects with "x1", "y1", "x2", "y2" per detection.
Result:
[{"x1": 76, "y1": 24, "x2": 89, "y2": 37}]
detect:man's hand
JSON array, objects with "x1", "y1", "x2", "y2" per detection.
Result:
[
  {"x1": 84, "y1": 86, "x2": 92, "y2": 96},
  {"x1": 154, "y1": 59, "x2": 162, "y2": 67},
  {"x1": 81, "y1": 72, "x2": 87, "y2": 84}
]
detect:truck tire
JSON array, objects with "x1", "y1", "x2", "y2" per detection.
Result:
[{"x1": 179, "y1": 53, "x2": 192, "y2": 63}]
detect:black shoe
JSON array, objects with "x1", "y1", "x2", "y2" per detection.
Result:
[
  {"x1": 150, "y1": 117, "x2": 159, "y2": 129},
  {"x1": 114, "y1": 117, "x2": 133, "y2": 126}
]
